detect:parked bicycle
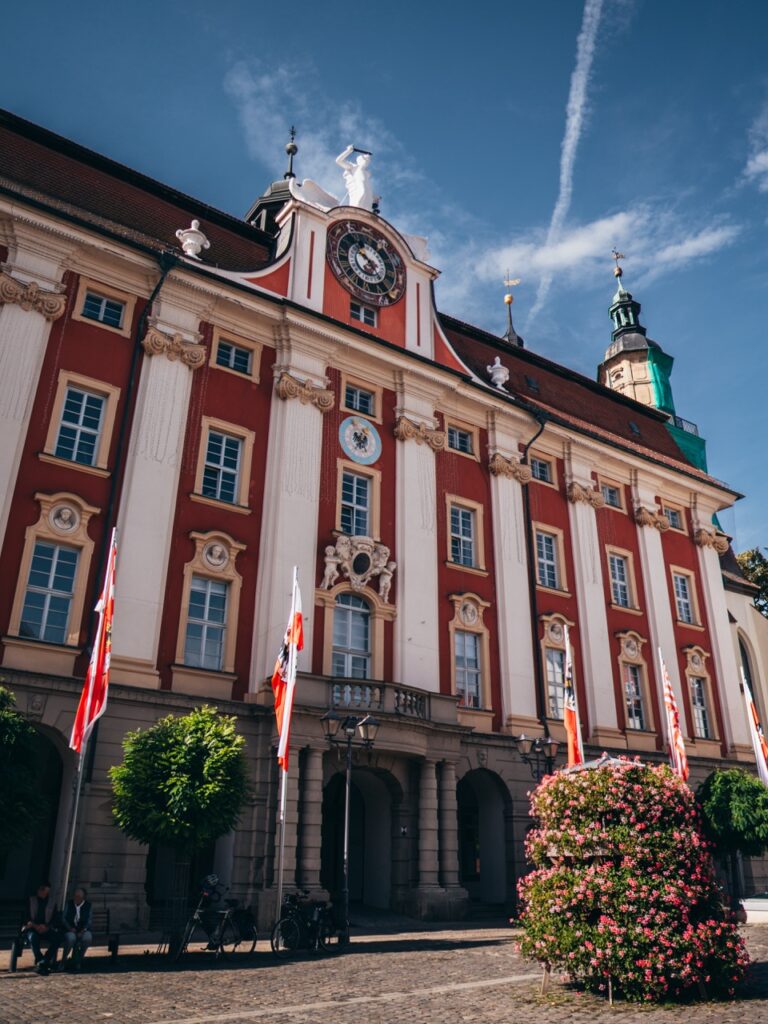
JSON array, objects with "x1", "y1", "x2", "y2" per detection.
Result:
[
  {"x1": 174, "y1": 874, "x2": 258, "y2": 963},
  {"x1": 270, "y1": 889, "x2": 344, "y2": 957}
]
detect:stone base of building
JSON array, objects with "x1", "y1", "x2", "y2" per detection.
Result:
[{"x1": 397, "y1": 884, "x2": 470, "y2": 921}]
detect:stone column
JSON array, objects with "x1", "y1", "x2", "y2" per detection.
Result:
[
  {"x1": 565, "y1": 446, "x2": 621, "y2": 744},
  {"x1": 694, "y1": 520, "x2": 751, "y2": 754},
  {"x1": 393, "y1": 371, "x2": 444, "y2": 690},
  {"x1": 438, "y1": 761, "x2": 460, "y2": 887},
  {"x1": 250, "y1": 316, "x2": 335, "y2": 687},
  {"x1": 487, "y1": 412, "x2": 538, "y2": 731},
  {"x1": 110, "y1": 288, "x2": 207, "y2": 687},
  {"x1": 299, "y1": 747, "x2": 325, "y2": 892},
  {"x1": 0, "y1": 230, "x2": 70, "y2": 551},
  {"x1": 418, "y1": 759, "x2": 440, "y2": 888}
]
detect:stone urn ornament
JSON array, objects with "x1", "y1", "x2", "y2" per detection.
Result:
[{"x1": 176, "y1": 219, "x2": 210, "y2": 260}]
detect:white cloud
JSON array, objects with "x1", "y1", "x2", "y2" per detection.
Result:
[{"x1": 744, "y1": 103, "x2": 768, "y2": 192}]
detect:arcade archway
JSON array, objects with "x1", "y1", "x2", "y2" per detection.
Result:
[{"x1": 457, "y1": 768, "x2": 510, "y2": 905}]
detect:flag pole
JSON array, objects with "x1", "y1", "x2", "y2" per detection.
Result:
[
  {"x1": 59, "y1": 744, "x2": 88, "y2": 909},
  {"x1": 274, "y1": 566, "x2": 298, "y2": 921}
]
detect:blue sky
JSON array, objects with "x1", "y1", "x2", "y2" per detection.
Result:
[{"x1": 3, "y1": 0, "x2": 767, "y2": 549}]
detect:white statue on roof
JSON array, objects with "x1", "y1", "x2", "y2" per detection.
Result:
[{"x1": 336, "y1": 144, "x2": 376, "y2": 210}]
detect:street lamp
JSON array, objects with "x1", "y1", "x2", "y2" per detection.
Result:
[
  {"x1": 320, "y1": 711, "x2": 379, "y2": 942},
  {"x1": 513, "y1": 733, "x2": 560, "y2": 781}
]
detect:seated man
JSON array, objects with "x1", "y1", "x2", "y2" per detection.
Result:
[
  {"x1": 24, "y1": 881, "x2": 60, "y2": 973},
  {"x1": 61, "y1": 886, "x2": 93, "y2": 970}
]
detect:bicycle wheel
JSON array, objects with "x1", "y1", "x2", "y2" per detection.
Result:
[
  {"x1": 173, "y1": 919, "x2": 196, "y2": 963},
  {"x1": 317, "y1": 919, "x2": 344, "y2": 954},
  {"x1": 216, "y1": 919, "x2": 241, "y2": 960},
  {"x1": 9, "y1": 940, "x2": 20, "y2": 973},
  {"x1": 270, "y1": 916, "x2": 301, "y2": 958}
]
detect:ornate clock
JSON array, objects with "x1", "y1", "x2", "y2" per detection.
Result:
[
  {"x1": 326, "y1": 220, "x2": 406, "y2": 307},
  {"x1": 339, "y1": 416, "x2": 382, "y2": 465}
]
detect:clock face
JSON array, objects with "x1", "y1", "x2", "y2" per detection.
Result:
[
  {"x1": 326, "y1": 220, "x2": 406, "y2": 307},
  {"x1": 339, "y1": 416, "x2": 382, "y2": 465}
]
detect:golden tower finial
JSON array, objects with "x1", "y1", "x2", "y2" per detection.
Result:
[
  {"x1": 503, "y1": 270, "x2": 521, "y2": 306},
  {"x1": 611, "y1": 248, "x2": 625, "y2": 279}
]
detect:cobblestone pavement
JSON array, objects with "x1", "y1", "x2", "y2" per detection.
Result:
[{"x1": 2, "y1": 925, "x2": 768, "y2": 1024}]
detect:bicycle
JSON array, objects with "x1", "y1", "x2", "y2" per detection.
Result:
[
  {"x1": 174, "y1": 875, "x2": 258, "y2": 963},
  {"x1": 270, "y1": 889, "x2": 344, "y2": 958}
]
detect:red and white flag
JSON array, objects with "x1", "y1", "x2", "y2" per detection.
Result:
[
  {"x1": 563, "y1": 625, "x2": 584, "y2": 766},
  {"x1": 659, "y1": 647, "x2": 689, "y2": 781},
  {"x1": 271, "y1": 569, "x2": 303, "y2": 771},
  {"x1": 70, "y1": 529, "x2": 117, "y2": 754},
  {"x1": 741, "y1": 666, "x2": 768, "y2": 787}
]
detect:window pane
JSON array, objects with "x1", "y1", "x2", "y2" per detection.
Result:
[
  {"x1": 546, "y1": 648, "x2": 565, "y2": 718},
  {"x1": 20, "y1": 542, "x2": 78, "y2": 644},
  {"x1": 184, "y1": 576, "x2": 228, "y2": 671}
]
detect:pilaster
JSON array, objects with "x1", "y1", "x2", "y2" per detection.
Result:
[
  {"x1": 299, "y1": 747, "x2": 326, "y2": 892},
  {"x1": 417, "y1": 758, "x2": 440, "y2": 888}
]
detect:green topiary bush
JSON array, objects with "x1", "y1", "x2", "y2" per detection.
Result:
[{"x1": 518, "y1": 758, "x2": 749, "y2": 1002}]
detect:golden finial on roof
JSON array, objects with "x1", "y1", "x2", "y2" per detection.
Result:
[
  {"x1": 504, "y1": 270, "x2": 521, "y2": 305},
  {"x1": 611, "y1": 248, "x2": 625, "y2": 279}
]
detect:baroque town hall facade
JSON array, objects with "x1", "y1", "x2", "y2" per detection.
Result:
[{"x1": 1, "y1": 109, "x2": 766, "y2": 927}]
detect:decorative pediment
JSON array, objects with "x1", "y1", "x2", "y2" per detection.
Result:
[
  {"x1": 275, "y1": 371, "x2": 334, "y2": 412},
  {"x1": 393, "y1": 416, "x2": 445, "y2": 452},
  {"x1": 694, "y1": 527, "x2": 730, "y2": 554},
  {"x1": 320, "y1": 535, "x2": 396, "y2": 602},
  {"x1": 634, "y1": 505, "x2": 670, "y2": 531},
  {"x1": 0, "y1": 273, "x2": 66, "y2": 320},
  {"x1": 567, "y1": 481, "x2": 605, "y2": 508},
  {"x1": 488, "y1": 452, "x2": 532, "y2": 484},
  {"x1": 142, "y1": 326, "x2": 206, "y2": 369}
]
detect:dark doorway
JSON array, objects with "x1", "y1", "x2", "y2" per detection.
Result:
[{"x1": 457, "y1": 769, "x2": 508, "y2": 905}]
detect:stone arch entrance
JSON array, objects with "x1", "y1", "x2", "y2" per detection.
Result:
[
  {"x1": 457, "y1": 768, "x2": 510, "y2": 906},
  {"x1": 0, "y1": 725, "x2": 66, "y2": 906},
  {"x1": 321, "y1": 766, "x2": 399, "y2": 910}
]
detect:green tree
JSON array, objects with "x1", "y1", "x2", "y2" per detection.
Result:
[
  {"x1": 0, "y1": 685, "x2": 44, "y2": 855},
  {"x1": 736, "y1": 547, "x2": 768, "y2": 617},
  {"x1": 697, "y1": 768, "x2": 768, "y2": 906},
  {"x1": 110, "y1": 705, "x2": 249, "y2": 950}
]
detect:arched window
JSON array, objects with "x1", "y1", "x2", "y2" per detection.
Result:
[
  {"x1": 739, "y1": 636, "x2": 764, "y2": 721},
  {"x1": 332, "y1": 593, "x2": 371, "y2": 679}
]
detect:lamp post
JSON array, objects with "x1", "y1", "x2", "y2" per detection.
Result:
[
  {"x1": 513, "y1": 733, "x2": 560, "y2": 781},
  {"x1": 320, "y1": 711, "x2": 379, "y2": 942}
]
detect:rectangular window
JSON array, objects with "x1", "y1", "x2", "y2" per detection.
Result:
[
  {"x1": 536, "y1": 531, "x2": 559, "y2": 589},
  {"x1": 19, "y1": 542, "x2": 79, "y2": 645},
  {"x1": 690, "y1": 677, "x2": 712, "y2": 739},
  {"x1": 673, "y1": 573, "x2": 694, "y2": 624},
  {"x1": 447, "y1": 425, "x2": 474, "y2": 455},
  {"x1": 455, "y1": 630, "x2": 481, "y2": 708},
  {"x1": 664, "y1": 507, "x2": 683, "y2": 530},
  {"x1": 54, "y1": 387, "x2": 105, "y2": 466},
  {"x1": 344, "y1": 384, "x2": 375, "y2": 416},
  {"x1": 81, "y1": 290, "x2": 125, "y2": 329},
  {"x1": 184, "y1": 576, "x2": 228, "y2": 671},
  {"x1": 609, "y1": 553, "x2": 631, "y2": 607},
  {"x1": 546, "y1": 647, "x2": 566, "y2": 719},
  {"x1": 531, "y1": 457, "x2": 552, "y2": 483},
  {"x1": 602, "y1": 484, "x2": 622, "y2": 508},
  {"x1": 341, "y1": 471, "x2": 370, "y2": 536},
  {"x1": 350, "y1": 301, "x2": 377, "y2": 327},
  {"x1": 201, "y1": 430, "x2": 242, "y2": 504},
  {"x1": 450, "y1": 505, "x2": 475, "y2": 566},
  {"x1": 216, "y1": 339, "x2": 253, "y2": 375},
  {"x1": 624, "y1": 664, "x2": 646, "y2": 730}
]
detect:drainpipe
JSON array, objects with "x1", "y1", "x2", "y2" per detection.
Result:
[
  {"x1": 519, "y1": 411, "x2": 550, "y2": 734},
  {"x1": 86, "y1": 251, "x2": 178, "y2": 649}
]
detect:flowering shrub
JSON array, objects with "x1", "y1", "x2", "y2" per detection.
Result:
[{"x1": 518, "y1": 759, "x2": 749, "y2": 1001}]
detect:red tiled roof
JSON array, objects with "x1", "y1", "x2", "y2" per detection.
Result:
[
  {"x1": 440, "y1": 315, "x2": 737, "y2": 494},
  {"x1": 0, "y1": 109, "x2": 273, "y2": 272}
]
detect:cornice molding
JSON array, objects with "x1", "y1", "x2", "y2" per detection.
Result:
[
  {"x1": 275, "y1": 371, "x2": 334, "y2": 412},
  {"x1": 141, "y1": 326, "x2": 206, "y2": 369},
  {"x1": 567, "y1": 481, "x2": 606, "y2": 509},
  {"x1": 694, "y1": 527, "x2": 730, "y2": 554},
  {"x1": 488, "y1": 451, "x2": 532, "y2": 484},
  {"x1": 393, "y1": 415, "x2": 446, "y2": 452},
  {"x1": 634, "y1": 505, "x2": 670, "y2": 532},
  {"x1": 0, "y1": 272, "x2": 66, "y2": 321}
]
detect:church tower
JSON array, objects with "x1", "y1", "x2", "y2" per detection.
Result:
[{"x1": 598, "y1": 255, "x2": 707, "y2": 471}]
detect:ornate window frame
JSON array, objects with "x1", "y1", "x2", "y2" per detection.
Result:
[
  {"x1": 670, "y1": 565, "x2": 703, "y2": 629},
  {"x1": 597, "y1": 474, "x2": 626, "y2": 512},
  {"x1": 171, "y1": 531, "x2": 245, "y2": 695},
  {"x1": 72, "y1": 275, "x2": 136, "y2": 338},
  {"x1": 683, "y1": 645, "x2": 718, "y2": 742},
  {"x1": 539, "y1": 613, "x2": 575, "y2": 721},
  {"x1": 605, "y1": 544, "x2": 642, "y2": 614},
  {"x1": 445, "y1": 495, "x2": 487, "y2": 574},
  {"x1": 339, "y1": 372, "x2": 382, "y2": 423},
  {"x1": 615, "y1": 630, "x2": 655, "y2": 739},
  {"x1": 444, "y1": 417, "x2": 480, "y2": 462},
  {"x1": 660, "y1": 499, "x2": 687, "y2": 534},
  {"x1": 192, "y1": 416, "x2": 254, "y2": 514},
  {"x1": 335, "y1": 458, "x2": 382, "y2": 540},
  {"x1": 5, "y1": 492, "x2": 100, "y2": 674},
  {"x1": 316, "y1": 582, "x2": 396, "y2": 680},
  {"x1": 533, "y1": 521, "x2": 569, "y2": 595},
  {"x1": 41, "y1": 370, "x2": 121, "y2": 477},
  {"x1": 529, "y1": 450, "x2": 558, "y2": 489},
  {"x1": 448, "y1": 592, "x2": 492, "y2": 713},
  {"x1": 209, "y1": 326, "x2": 262, "y2": 383}
]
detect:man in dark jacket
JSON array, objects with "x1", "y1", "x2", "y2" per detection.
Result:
[
  {"x1": 24, "y1": 881, "x2": 60, "y2": 972},
  {"x1": 61, "y1": 887, "x2": 92, "y2": 970}
]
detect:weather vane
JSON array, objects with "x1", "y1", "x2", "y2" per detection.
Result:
[
  {"x1": 611, "y1": 248, "x2": 625, "y2": 279},
  {"x1": 503, "y1": 271, "x2": 522, "y2": 345}
]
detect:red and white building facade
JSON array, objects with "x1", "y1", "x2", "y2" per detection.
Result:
[{"x1": 0, "y1": 109, "x2": 765, "y2": 926}]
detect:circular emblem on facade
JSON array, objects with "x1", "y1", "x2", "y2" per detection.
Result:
[
  {"x1": 547, "y1": 621, "x2": 564, "y2": 644},
  {"x1": 623, "y1": 637, "x2": 639, "y2": 659},
  {"x1": 50, "y1": 503, "x2": 79, "y2": 534},
  {"x1": 339, "y1": 416, "x2": 382, "y2": 465},
  {"x1": 691, "y1": 651, "x2": 703, "y2": 670},
  {"x1": 326, "y1": 220, "x2": 406, "y2": 306},
  {"x1": 203, "y1": 541, "x2": 229, "y2": 570},
  {"x1": 459, "y1": 600, "x2": 479, "y2": 626}
]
